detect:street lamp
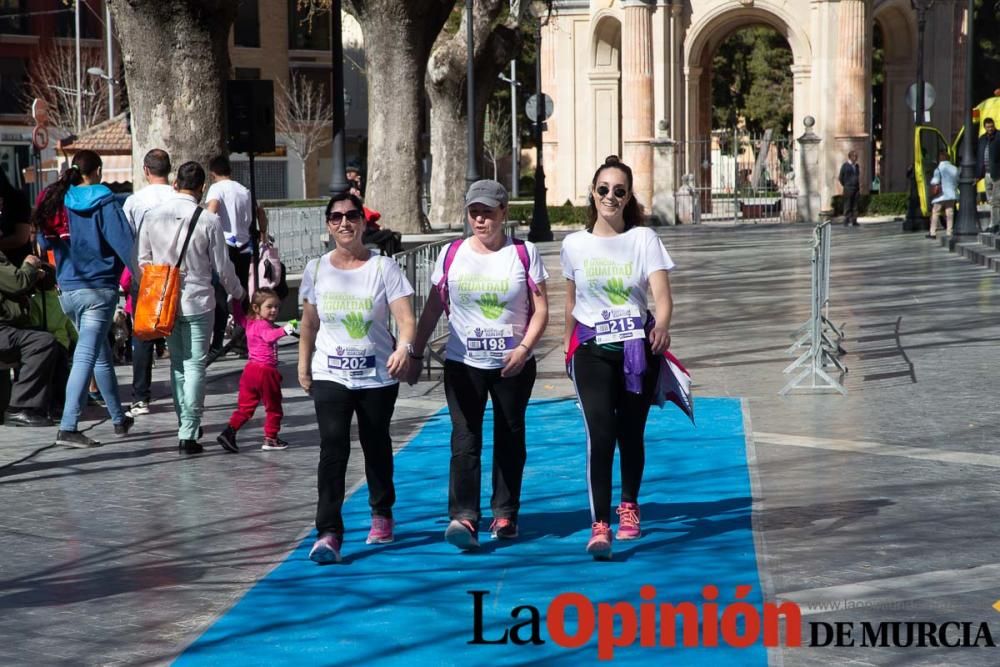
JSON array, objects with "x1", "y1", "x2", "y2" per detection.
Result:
[
  {"x1": 528, "y1": 2, "x2": 553, "y2": 242},
  {"x1": 86, "y1": 67, "x2": 118, "y2": 120},
  {"x1": 953, "y1": 0, "x2": 978, "y2": 236},
  {"x1": 498, "y1": 63, "x2": 522, "y2": 198},
  {"x1": 904, "y1": 0, "x2": 936, "y2": 231},
  {"x1": 328, "y1": 0, "x2": 349, "y2": 195}
]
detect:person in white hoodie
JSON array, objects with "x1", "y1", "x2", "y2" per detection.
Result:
[
  {"x1": 138, "y1": 161, "x2": 245, "y2": 454},
  {"x1": 122, "y1": 149, "x2": 175, "y2": 415}
]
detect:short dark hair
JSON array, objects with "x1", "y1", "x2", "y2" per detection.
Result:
[
  {"x1": 176, "y1": 161, "x2": 206, "y2": 191},
  {"x1": 985, "y1": 118, "x2": 996, "y2": 127},
  {"x1": 324, "y1": 191, "x2": 364, "y2": 220},
  {"x1": 209, "y1": 155, "x2": 231, "y2": 176},
  {"x1": 143, "y1": 149, "x2": 171, "y2": 178}
]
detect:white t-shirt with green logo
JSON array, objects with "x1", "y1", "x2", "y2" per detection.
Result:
[
  {"x1": 300, "y1": 250, "x2": 414, "y2": 389},
  {"x1": 431, "y1": 238, "x2": 549, "y2": 369},
  {"x1": 560, "y1": 227, "x2": 675, "y2": 333}
]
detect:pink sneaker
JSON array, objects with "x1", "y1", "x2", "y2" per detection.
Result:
[
  {"x1": 586, "y1": 521, "x2": 613, "y2": 560},
  {"x1": 616, "y1": 502, "x2": 641, "y2": 540},
  {"x1": 309, "y1": 533, "x2": 342, "y2": 564},
  {"x1": 366, "y1": 515, "x2": 395, "y2": 544}
]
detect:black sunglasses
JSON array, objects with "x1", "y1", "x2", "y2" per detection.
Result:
[
  {"x1": 327, "y1": 209, "x2": 363, "y2": 223},
  {"x1": 596, "y1": 185, "x2": 628, "y2": 199}
]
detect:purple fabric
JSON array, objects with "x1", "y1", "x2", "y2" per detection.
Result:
[{"x1": 573, "y1": 318, "x2": 650, "y2": 395}]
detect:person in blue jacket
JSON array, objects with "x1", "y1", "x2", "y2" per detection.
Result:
[{"x1": 35, "y1": 150, "x2": 135, "y2": 448}]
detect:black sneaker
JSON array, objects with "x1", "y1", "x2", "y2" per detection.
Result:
[
  {"x1": 217, "y1": 426, "x2": 239, "y2": 453},
  {"x1": 56, "y1": 430, "x2": 102, "y2": 448},
  {"x1": 114, "y1": 415, "x2": 135, "y2": 437},
  {"x1": 490, "y1": 518, "x2": 518, "y2": 540},
  {"x1": 178, "y1": 439, "x2": 203, "y2": 455}
]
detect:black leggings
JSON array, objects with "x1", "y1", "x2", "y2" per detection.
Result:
[
  {"x1": 444, "y1": 358, "x2": 537, "y2": 525},
  {"x1": 570, "y1": 341, "x2": 659, "y2": 525},
  {"x1": 313, "y1": 380, "x2": 399, "y2": 537}
]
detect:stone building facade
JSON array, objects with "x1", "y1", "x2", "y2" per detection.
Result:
[{"x1": 543, "y1": 0, "x2": 967, "y2": 216}]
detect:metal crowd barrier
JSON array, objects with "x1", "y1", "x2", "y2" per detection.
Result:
[{"x1": 780, "y1": 221, "x2": 847, "y2": 395}]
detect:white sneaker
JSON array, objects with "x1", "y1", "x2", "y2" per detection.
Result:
[{"x1": 130, "y1": 401, "x2": 150, "y2": 415}]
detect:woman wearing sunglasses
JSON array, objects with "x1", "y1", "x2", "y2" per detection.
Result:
[
  {"x1": 298, "y1": 192, "x2": 416, "y2": 563},
  {"x1": 560, "y1": 155, "x2": 675, "y2": 560},
  {"x1": 409, "y1": 179, "x2": 549, "y2": 550}
]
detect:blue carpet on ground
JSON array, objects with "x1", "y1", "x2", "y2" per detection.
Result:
[{"x1": 174, "y1": 397, "x2": 765, "y2": 666}]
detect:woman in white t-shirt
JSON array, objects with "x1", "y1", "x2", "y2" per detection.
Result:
[
  {"x1": 298, "y1": 192, "x2": 416, "y2": 564},
  {"x1": 560, "y1": 155, "x2": 675, "y2": 560},
  {"x1": 409, "y1": 179, "x2": 549, "y2": 550}
]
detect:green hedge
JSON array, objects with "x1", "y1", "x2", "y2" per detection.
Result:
[
  {"x1": 259, "y1": 199, "x2": 328, "y2": 209},
  {"x1": 508, "y1": 203, "x2": 590, "y2": 227},
  {"x1": 830, "y1": 192, "x2": 908, "y2": 216}
]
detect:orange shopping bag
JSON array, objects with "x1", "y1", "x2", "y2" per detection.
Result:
[{"x1": 133, "y1": 207, "x2": 202, "y2": 340}]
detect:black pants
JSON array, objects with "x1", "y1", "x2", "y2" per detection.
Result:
[
  {"x1": 0, "y1": 325, "x2": 58, "y2": 411},
  {"x1": 444, "y1": 358, "x2": 537, "y2": 525},
  {"x1": 313, "y1": 380, "x2": 399, "y2": 537},
  {"x1": 842, "y1": 188, "x2": 860, "y2": 225},
  {"x1": 131, "y1": 336, "x2": 154, "y2": 403},
  {"x1": 211, "y1": 247, "x2": 251, "y2": 350},
  {"x1": 570, "y1": 342, "x2": 659, "y2": 525}
]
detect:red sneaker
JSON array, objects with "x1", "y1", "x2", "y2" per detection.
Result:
[
  {"x1": 616, "y1": 502, "x2": 641, "y2": 540},
  {"x1": 366, "y1": 515, "x2": 394, "y2": 544},
  {"x1": 586, "y1": 521, "x2": 613, "y2": 560}
]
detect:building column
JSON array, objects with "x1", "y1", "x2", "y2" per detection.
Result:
[
  {"x1": 670, "y1": 4, "x2": 684, "y2": 144},
  {"x1": 621, "y1": 0, "x2": 655, "y2": 209},
  {"x1": 835, "y1": 0, "x2": 870, "y2": 193},
  {"x1": 684, "y1": 65, "x2": 701, "y2": 178}
]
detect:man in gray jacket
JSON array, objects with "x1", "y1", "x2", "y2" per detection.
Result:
[
  {"x1": 838, "y1": 150, "x2": 861, "y2": 227},
  {"x1": 138, "y1": 162, "x2": 245, "y2": 454}
]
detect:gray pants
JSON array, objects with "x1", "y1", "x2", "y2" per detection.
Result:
[{"x1": 989, "y1": 174, "x2": 1000, "y2": 229}]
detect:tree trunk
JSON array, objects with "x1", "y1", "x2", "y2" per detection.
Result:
[
  {"x1": 427, "y1": 2, "x2": 520, "y2": 231},
  {"x1": 347, "y1": 0, "x2": 454, "y2": 233},
  {"x1": 108, "y1": 1, "x2": 237, "y2": 185}
]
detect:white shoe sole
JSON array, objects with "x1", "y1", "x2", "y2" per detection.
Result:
[
  {"x1": 309, "y1": 543, "x2": 342, "y2": 564},
  {"x1": 261, "y1": 444, "x2": 288, "y2": 451},
  {"x1": 587, "y1": 541, "x2": 613, "y2": 560},
  {"x1": 366, "y1": 535, "x2": 394, "y2": 545},
  {"x1": 445, "y1": 520, "x2": 480, "y2": 550}
]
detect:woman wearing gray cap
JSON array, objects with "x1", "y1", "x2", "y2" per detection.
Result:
[{"x1": 409, "y1": 179, "x2": 549, "y2": 550}]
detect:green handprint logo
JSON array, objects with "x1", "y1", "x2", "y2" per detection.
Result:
[
  {"x1": 342, "y1": 312, "x2": 373, "y2": 339},
  {"x1": 475, "y1": 293, "x2": 507, "y2": 320},
  {"x1": 603, "y1": 278, "x2": 630, "y2": 305}
]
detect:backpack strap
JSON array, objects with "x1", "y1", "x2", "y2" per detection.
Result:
[
  {"x1": 512, "y1": 238, "x2": 539, "y2": 318},
  {"x1": 435, "y1": 238, "x2": 464, "y2": 316}
]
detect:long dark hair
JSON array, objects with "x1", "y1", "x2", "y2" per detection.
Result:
[
  {"x1": 31, "y1": 150, "x2": 102, "y2": 228},
  {"x1": 586, "y1": 155, "x2": 645, "y2": 231}
]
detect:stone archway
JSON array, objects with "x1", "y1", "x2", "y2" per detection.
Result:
[
  {"x1": 684, "y1": 2, "x2": 813, "y2": 153},
  {"x1": 873, "y1": 1, "x2": 916, "y2": 193},
  {"x1": 590, "y1": 14, "x2": 622, "y2": 170}
]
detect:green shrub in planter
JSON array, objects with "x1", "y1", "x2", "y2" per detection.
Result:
[
  {"x1": 507, "y1": 203, "x2": 590, "y2": 227},
  {"x1": 830, "y1": 192, "x2": 908, "y2": 216}
]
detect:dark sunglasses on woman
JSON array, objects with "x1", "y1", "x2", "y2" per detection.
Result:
[
  {"x1": 596, "y1": 185, "x2": 627, "y2": 199},
  {"x1": 327, "y1": 209, "x2": 363, "y2": 223}
]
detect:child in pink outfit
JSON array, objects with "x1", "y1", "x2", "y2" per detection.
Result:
[{"x1": 216, "y1": 288, "x2": 297, "y2": 452}]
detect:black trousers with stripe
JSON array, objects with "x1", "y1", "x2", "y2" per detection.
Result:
[{"x1": 571, "y1": 341, "x2": 659, "y2": 525}]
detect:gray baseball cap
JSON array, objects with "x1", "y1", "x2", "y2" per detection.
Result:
[{"x1": 465, "y1": 179, "x2": 508, "y2": 208}]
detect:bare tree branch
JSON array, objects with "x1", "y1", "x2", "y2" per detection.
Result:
[
  {"x1": 275, "y1": 72, "x2": 334, "y2": 197},
  {"x1": 21, "y1": 45, "x2": 111, "y2": 137}
]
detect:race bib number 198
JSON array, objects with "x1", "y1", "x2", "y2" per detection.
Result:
[
  {"x1": 466, "y1": 324, "x2": 515, "y2": 360},
  {"x1": 594, "y1": 306, "x2": 645, "y2": 344}
]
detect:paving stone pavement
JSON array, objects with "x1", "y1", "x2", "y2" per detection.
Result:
[{"x1": 2, "y1": 222, "x2": 999, "y2": 665}]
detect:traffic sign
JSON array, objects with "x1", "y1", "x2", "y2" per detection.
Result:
[
  {"x1": 525, "y1": 93, "x2": 553, "y2": 122},
  {"x1": 32, "y1": 126, "x2": 49, "y2": 151},
  {"x1": 905, "y1": 82, "x2": 936, "y2": 112},
  {"x1": 31, "y1": 98, "x2": 49, "y2": 126}
]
